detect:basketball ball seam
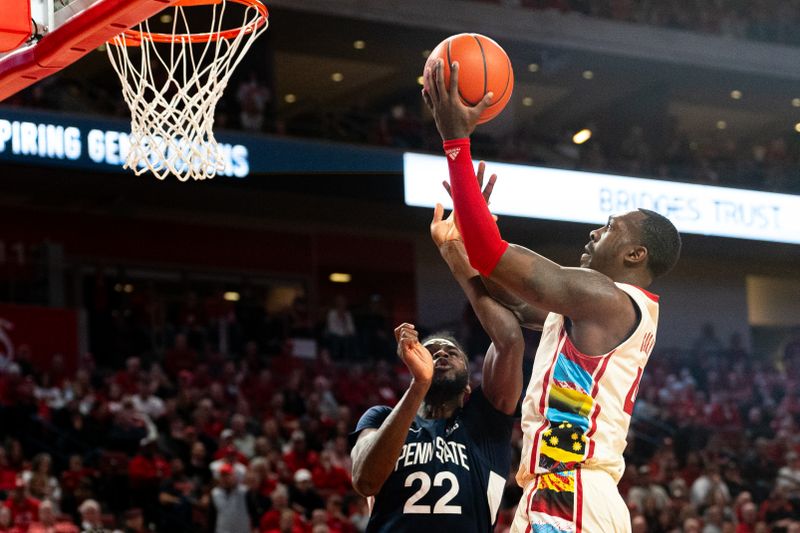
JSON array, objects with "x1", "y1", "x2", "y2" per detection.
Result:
[
  {"x1": 473, "y1": 34, "x2": 488, "y2": 99},
  {"x1": 483, "y1": 41, "x2": 512, "y2": 110},
  {"x1": 449, "y1": 36, "x2": 481, "y2": 107},
  {"x1": 491, "y1": 55, "x2": 513, "y2": 108}
]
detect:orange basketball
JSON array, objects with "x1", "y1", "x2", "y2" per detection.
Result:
[{"x1": 424, "y1": 33, "x2": 514, "y2": 124}]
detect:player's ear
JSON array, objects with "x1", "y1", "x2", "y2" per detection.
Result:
[
  {"x1": 624, "y1": 244, "x2": 648, "y2": 268},
  {"x1": 464, "y1": 383, "x2": 472, "y2": 396}
]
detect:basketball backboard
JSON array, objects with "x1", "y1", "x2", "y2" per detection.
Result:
[{"x1": 0, "y1": 0, "x2": 179, "y2": 101}]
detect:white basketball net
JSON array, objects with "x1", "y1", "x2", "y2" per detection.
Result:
[{"x1": 107, "y1": 1, "x2": 268, "y2": 181}]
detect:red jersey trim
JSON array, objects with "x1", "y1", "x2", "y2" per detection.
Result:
[
  {"x1": 629, "y1": 284, "x2": 659, "y2": 302},
  {"x1": 575, "y1": 467, "x2": 584, "y2": 532},
  {"x1": 586, "y1": 350, "x2": 614, "y2": 440},
  {"x1": 524, "y1": 483, "x2": 535, "y2": 533},
  {"x1": 530, "y1": 332, "x2": 565, "y2": 474}
]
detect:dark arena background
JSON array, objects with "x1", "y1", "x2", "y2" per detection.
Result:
[{"x1": 1, "y1": 0, "x2": 800, "y2": 531}]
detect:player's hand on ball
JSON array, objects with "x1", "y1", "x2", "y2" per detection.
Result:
[
  {"x1": 422, "y1": 60, "x2": 493, "y2": 141},
  {"x1": 394, "y1": 323, "x2": 434, "y2": 386}
]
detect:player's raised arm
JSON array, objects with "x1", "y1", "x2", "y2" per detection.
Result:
[
  {"x1": 423, "y1": 58, "x2": 642, "y2": 353},
  {"x1": 442, "y1": 161, "x2": 548, "y2": 331},
  {"x1": 431, "y1": 204, "x2": 524, "y2": 414},
  {"x1": 350, "y1": 324, "x2": 432, "y2": 497}
]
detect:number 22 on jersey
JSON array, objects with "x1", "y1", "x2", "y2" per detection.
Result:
[{"x1": 402, "y1": 471, "x2": 461, "y2": 514}]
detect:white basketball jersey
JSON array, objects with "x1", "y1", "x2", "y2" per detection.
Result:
[{"x1": 516, "y1": 283, "x2": 659, "y2": 487}]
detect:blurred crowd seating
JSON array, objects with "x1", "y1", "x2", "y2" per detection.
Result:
[
  {"x1": 1, "y1": 281, "x2": 800, "y2": 531},
  {"x1": 471, "y1": 0, "x2": 800, "y2": 47}
]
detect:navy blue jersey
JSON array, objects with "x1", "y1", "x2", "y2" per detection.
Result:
[{"x1": 353, "y1": 387, "x2": 513, "y2": 533}]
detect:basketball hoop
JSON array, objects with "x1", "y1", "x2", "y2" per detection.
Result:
[{"x1": 106, "y1": 0, "x2": 269, "y2": 181}]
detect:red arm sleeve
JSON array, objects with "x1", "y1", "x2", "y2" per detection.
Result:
[{"x1": 443, "y1": 138, "x2": 508, "y2": 276}]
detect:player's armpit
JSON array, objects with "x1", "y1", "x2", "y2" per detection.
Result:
[{"x1": 481, "y1": 275, "x2": 547, "y2": 330}]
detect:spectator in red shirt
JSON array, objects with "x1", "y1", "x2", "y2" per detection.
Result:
[
  {"x1": 4, "y1": 478, "x2": 40, "y2": 529},
  {"x1": 309, "y1": 509, "x2": 335, "y2": 533},
  {"x1": 259, "y1": 485, "x2": 303, "y2": 532},
  {"x1": 323, "y1": 494, "x2": 355, "y2": 533},
  {"x1": 129, "y1": 443, "x2": 171, "y2": 487},
  {"x1": 283, "y1": 431, "x2": 318, "y2": 474},
  {"x1": 128, "y1": 441, "x2": 171, "y2": 524},
  {"x1": 213, "y1": 430, "x2": 249, "y2": 466},
  {"x1": 262, "y1": 509, "x2": 305, "y2": 533},
  {"x1": 736, "y1": 500, "x2": 758, "y2": 533},
  {"x1": 311, "y1": 451, "x2": 350, "y2": 497},
  {"x1": 194, "y1": 398, "x2": 224, "y2": 440},
  {"x1": 0, "y1": 447, "x2": 20, "y2": 494},
  {"x1": 248, "y1": 458, "x2": 279, "y2": 498}
]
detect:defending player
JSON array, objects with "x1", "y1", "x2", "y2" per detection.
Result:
[
  {"x1": 422, "y1": 59, "x2": 682, "y2": 532},
  {"x1": 350, "y1": 190, "x2": 525, "y2": 532}
]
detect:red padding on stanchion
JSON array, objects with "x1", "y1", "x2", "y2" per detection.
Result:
[
  {"x1": 0, "y1": 0, "x2": 176, "y2": 102},
  {"x1": 0, "y1": 0, "x2": 32, "y2": 52}
]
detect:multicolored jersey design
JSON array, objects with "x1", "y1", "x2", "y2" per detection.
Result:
[{"x1": 517, "y1": 283, "x2": 659, "y2": 487}]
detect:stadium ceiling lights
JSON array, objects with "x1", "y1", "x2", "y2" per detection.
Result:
[{"x1": 572, "y1": 129, "x2": 592, "y2": 144}]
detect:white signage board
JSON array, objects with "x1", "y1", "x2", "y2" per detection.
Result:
[{"x1": 404, "y1": 152, "x2": 800, "y2": 244}]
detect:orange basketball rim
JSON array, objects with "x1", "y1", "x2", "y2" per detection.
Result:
[{"x1": 115, "y1": 0, "x2": 269, "y2": 45}]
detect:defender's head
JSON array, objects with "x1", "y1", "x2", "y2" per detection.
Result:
[{"x1": 421, "y1": 333, "x2": 470, "y2": 403}]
